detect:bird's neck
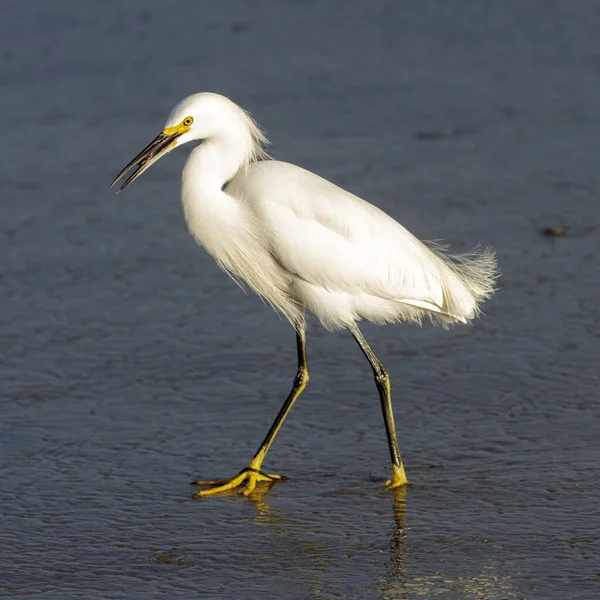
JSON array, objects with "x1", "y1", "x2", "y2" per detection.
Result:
[
  {"x1": 181, "y1": 132, "x2": 253, "y2": 254},
  {"x1": 184, "y1": 127, "x2": 254, "y2": 192}
]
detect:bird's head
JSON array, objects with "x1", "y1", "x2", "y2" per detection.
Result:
[{"x1": 111, "y1": 93, "x2": 268, "y2": 193}]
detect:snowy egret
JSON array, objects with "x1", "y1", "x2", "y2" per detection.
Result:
[{"x1": 112, "y1": 93, "x2": 497, "y2": 497}]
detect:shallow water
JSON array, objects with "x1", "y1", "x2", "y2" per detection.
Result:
[{"x1": 1, "y1": 1, "x2": 600, "y2": 598}]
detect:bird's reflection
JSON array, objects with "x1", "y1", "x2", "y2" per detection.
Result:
[
  {"x1": 244, "y1": 483, "x2": 411, "y2": 598},
  {"x1": 244, "y1": 483, "x2": 336, "y2": 597},
  {"x1": 246, "y1": 484, "x2": 520, "y2": 600},
  {"x1": 245, "y1": 481, "x2": 278, "y2": 517},
  {"x1": 382, "y1": 486, "x2": 409, "y2": 594},
  {"x1": 380, "y1": 487, "x2": 520, "y2": 599}
]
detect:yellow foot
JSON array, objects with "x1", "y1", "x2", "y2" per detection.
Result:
[
  {"x1": 384, "y1": 463, "x2": 408, "y2": 489},
  {"x1": 191, "y1": 467, "x2": 284, "y2": 498}
]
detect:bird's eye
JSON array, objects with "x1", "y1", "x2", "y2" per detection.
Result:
[{"x1": 183, "y1": 117, "x2": 194, "y2": 126}]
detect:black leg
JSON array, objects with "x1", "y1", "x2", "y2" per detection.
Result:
[
  {"x1": 192, "y1": 325, "x2": 309, "y2": 496},
  {"x1": 351, "y1": 325, "x2": 408, "y2": 487},
  {"x1": 250, "y1": 325, "x2": 309, "y2": 465}
]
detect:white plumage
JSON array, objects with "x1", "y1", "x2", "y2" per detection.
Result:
[
  {"x1": 169, "y1": 93, "x2": 496, "y2": 331},
  {"x1": 112, "y1": 92, "x2": 497, "y2": 497}
]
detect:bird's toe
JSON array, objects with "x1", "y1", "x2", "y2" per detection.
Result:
[{"x1": 191, "y1": 466, "x2": 285, "y2": 498}]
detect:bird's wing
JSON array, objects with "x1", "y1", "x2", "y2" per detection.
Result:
[{"x1": 234, "y1": 161, "x2": 447, "y2": 309}]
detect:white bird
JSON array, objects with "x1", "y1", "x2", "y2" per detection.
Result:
[{"x1": 112, "y1": 93, "x2": 497, "y2": 497}]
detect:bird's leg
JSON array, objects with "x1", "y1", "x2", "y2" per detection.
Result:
[
  {"x1": 351, "y1": 326, "x2": 408, "y2": 488},
  {"x1": 192, "y1": 326, "x2": 309, "y2": 497}
]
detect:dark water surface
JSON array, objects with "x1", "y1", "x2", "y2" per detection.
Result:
[{"x1": 2, "y1": 1, "x2": 600, "y2": 598}]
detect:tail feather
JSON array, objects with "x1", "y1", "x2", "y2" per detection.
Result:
[{"x1": 425, "y1": 243, "x2": 498, "y2": 323}]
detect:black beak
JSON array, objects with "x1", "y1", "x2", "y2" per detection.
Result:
[{"x1": 111, "y1": 130, "x2": 180, "y2": 193}]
